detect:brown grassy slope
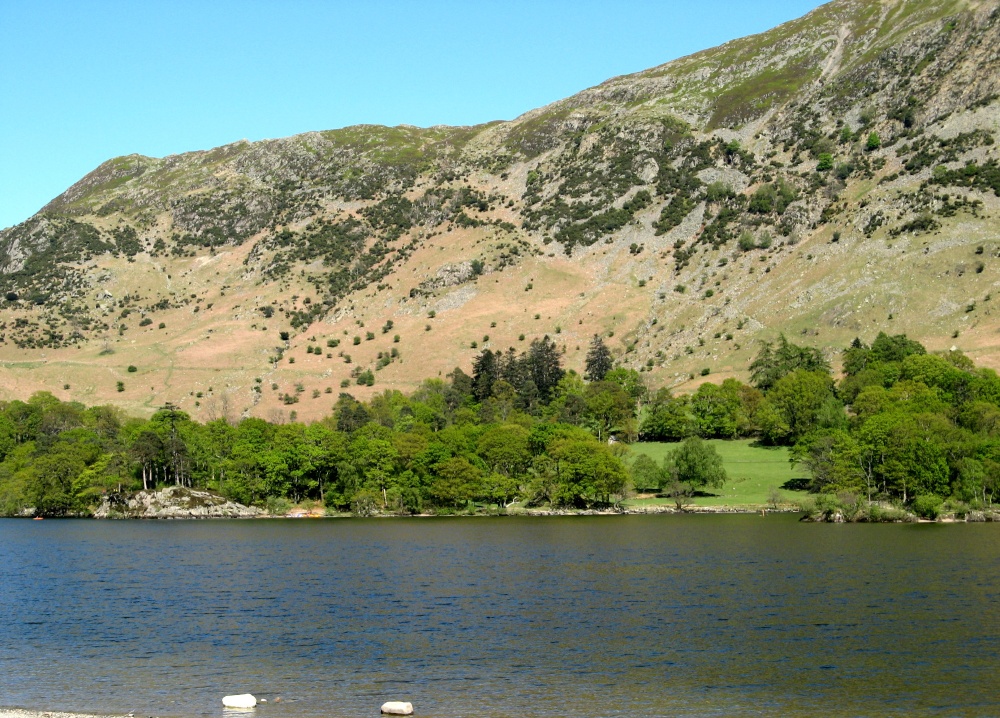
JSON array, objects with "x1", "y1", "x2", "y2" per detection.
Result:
[{"x1": 1, "y1": 0, "x2": 999, "y2": 420}]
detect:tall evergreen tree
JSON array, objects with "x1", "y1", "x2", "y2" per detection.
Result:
[
  {"x1": 471, "y1": 349, "x2": 500, "y2": 402},
  {"x1": 527, "y1": 335, "x2": 565, "y2": 402},
  {"x1": 584, "y1": 335, "x2": 613, "y2": 382}
]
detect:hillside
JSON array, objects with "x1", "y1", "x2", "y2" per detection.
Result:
[{"x1": 1, "y1": 0, "x2": 999, "y2": 422}]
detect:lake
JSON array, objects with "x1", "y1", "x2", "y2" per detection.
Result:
[{"x1": 1, "y1": 516, "x2": 998, "y2": 717}]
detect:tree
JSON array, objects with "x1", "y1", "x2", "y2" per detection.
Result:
[
  {"x1": 547, "y1": 437, "x2": 628, "y2": 506},
  {"x1": 749, "y1": 334, "x2": 830, "y2": 391},
  {"x1": 661, "y1": 437, "x2": 727, "y2": 505},
  {"x1": 604, "y1": 367, "x2": 647, "y2": 404},
  {"x1": 477, "y1": 424, "x2": 531, "y2": 479},
  {"x1": 690, "y1": 382, "x2": 740, "y2": 438},
  {"x1": 334, "y1": 393, "x2": 371, "y2": 433},
  {"x1": 866, "y1": 131, "x2": 881, "y2": 151},
  {"x1": 584, "y1": 335, "x2": 613, "y2": 382},
  {"x1": 766, "y1": 370, "x2": 837, "y2": 443},
  {"x1": 471, "y1": 349, "x2": 500, "y2": 402},
  {"x1": 584, "y1": 381, "x2": 634, "y2": 441},
  {"x1": 640, "y1": 389, "x2": 694, "y2": 441},
  {"x1": 429, "y1": 456, "x2": 481, "y2": 508},
  {"x1": 630, "y1": 453, "x2": 663, "y2": 491},
  {"x1": 526, "y1": 335, "x2": 565, "y2": 403}
]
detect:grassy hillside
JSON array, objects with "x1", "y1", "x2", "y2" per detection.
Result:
[
  {"x1": 627, "y1": 439, "x2": 810, "y2": 507},
  {"x1": 1, "y1": 0, "x2": 999, "y2": 419}
]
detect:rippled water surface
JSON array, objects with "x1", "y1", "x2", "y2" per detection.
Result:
[{"x1": 1, "y1": 516, "x2": 999, "y2": 717}]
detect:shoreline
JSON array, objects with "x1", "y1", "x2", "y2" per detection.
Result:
[{"x1": 0, "y1": 710, "x2": 133, "y2": 718}]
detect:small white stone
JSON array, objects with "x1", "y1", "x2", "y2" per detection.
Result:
[
  {"x1": 223, "y1": 694, "x2": 257, "y2": 709},
  {"x1": 380, "y1": 701, "x2": 413, "y2": 715}
]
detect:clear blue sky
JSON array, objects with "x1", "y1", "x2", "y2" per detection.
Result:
[{"x1": 0, "y1": 0, "x2": 825, "y2": 230}]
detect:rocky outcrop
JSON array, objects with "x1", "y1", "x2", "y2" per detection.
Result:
[{"x1": 93, "y1": 486, "x2": 263, "y2": 519}]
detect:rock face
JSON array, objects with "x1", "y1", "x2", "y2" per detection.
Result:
[
  {"x1": 93, "y1": 486, "x2": 264, "y2": 519},
  {"x1": 380, "y1": 702, "x2": 413, "y2": 716}
]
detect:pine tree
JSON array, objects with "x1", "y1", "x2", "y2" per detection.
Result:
[
  {"x1": 527, "y1": 335, "x2": 565, "y2": 402},
  {"x1": 584, "y1": 335, "x2": 613, "y2": 382},
  {"x1": 471, "y1": 349, "x2": 500, "y2": 402}
]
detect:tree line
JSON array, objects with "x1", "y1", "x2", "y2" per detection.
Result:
[
  {"x1": 640, "y1": 333, "x2": 1000, "y2": 514},
  {"x1": 2, "y1": 331, "x2": 997, "y2": 517},
  {"x1": 0, "y1": 336, "x2": 637, "y2": 517}
]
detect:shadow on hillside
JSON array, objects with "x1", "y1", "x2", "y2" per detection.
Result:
[{"x1": 780, "y1": 478, "x2": 811, "y2": 491}]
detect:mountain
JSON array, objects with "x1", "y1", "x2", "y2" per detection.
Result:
[{"x1": 2, "y1": 0, "x2": 999, "y2": 422}]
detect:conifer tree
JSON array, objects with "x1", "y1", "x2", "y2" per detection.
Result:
[{"x1": 584, "y1": 335, "x2": 613, "y2": 382}]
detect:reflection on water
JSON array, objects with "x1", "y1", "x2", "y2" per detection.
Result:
[{"x1": 1, "y1": 516, "x2": 998, "y2": 717}]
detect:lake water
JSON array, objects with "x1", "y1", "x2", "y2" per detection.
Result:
[{"x1": 1, "y1": 516, "x2": 999, "y2": 717}]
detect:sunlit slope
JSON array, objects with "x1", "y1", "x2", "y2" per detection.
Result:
[{"x1": 1, "y1": 0, "x2": 998, "y2": 420}]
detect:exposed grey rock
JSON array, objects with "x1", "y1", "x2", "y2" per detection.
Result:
[{"x1": 94, "y1": 486, "x2": 263, "y2": 519}]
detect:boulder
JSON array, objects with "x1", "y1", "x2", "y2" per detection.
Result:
[
  {"x1": 223, "y1": 694, "x2": 257, "y2": 709},
  {"x1": 380, "y1": 701, "x2": 413, "y2": 715}
]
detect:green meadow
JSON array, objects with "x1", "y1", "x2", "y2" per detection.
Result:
[{"x1": 625, "y1": 439, "x2": 810, "y2": 507}]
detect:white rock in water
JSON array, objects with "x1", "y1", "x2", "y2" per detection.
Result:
[
  {"x1": 223, "y1": 694, "x2": 257, "y2": 708},
  {"x1": 380, "y1": 701, "x2": 413, "y2": 715}
]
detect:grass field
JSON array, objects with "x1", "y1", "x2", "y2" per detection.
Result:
[{"x1": 625, "y1": 439, "x2": 810, "y2": 507}]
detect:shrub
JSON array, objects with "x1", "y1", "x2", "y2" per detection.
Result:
[
  {"x1": 127, "y1": 365, "x2": 137, "y2": 373},
  {"x1": 353, "y1": 336, "x2": 361, "y2": 345},
  {"x1": 265, "y1": 496, "x2": 292, "y2": 516},
  {"x1": 158, "y1": 322, "x2": 166, "y2": 329},
  {"x1": 116, "y1": 381, "x2": 125, "y2": 392},
  {"x1": 912, "y1": 494, "x2": 944, "y2": 519}
]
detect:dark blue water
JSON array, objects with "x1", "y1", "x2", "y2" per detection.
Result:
[{"x1": 1, "y1": 516, "x2": 999, "y2": 717}]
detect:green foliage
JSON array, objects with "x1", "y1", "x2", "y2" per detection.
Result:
[
  {"x1": 584, "y1": 335, "x2": 613, "y2": 382},
  {"x1": 662, "y1": 437, "x2": 727, "y2": 490},
  {"x1": 749, "y1": 334, "x2": 831, "y2": 391},
  {"x1": 912, "y1": 494, "x2": 944, "y2": 519},
  {"x1": 748, "y1": 180, "x2": 798, "y2": 214}
]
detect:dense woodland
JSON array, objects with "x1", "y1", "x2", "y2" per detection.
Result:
[{"x1": 1, "y1": 331, "x2": 998, "y2": 518}]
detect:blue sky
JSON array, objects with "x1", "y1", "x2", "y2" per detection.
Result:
[{"x1": 0, "y1": 0, "x2": 825, "y2": 230}]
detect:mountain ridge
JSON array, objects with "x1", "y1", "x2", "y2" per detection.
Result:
[{"x1": 1, "y1": 0, "x2": 999, "y2": 422}]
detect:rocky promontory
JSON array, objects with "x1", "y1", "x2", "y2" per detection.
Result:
[{"x1": 93, "y1": 486, "x2": 263, "y2": 519}]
